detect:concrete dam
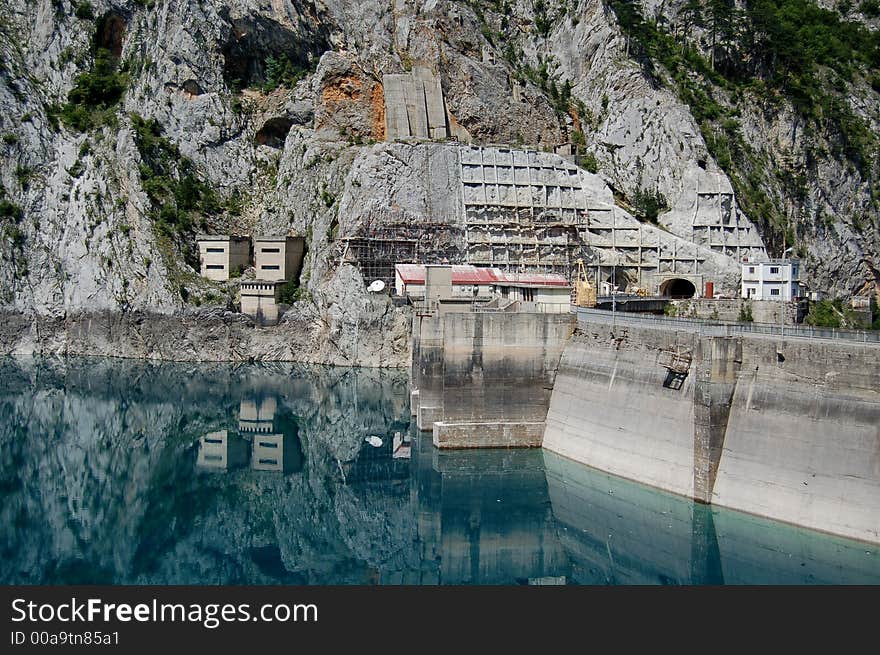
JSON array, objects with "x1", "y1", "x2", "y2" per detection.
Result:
[{"x1": 410, "y1": 310, "x2": 880, "y2": 544}]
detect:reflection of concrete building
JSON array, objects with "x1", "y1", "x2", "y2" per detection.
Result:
[
  {"x1": 240, "y1": 280, "x2": 282, "y2": 325},
  {"x1": 392, "y1": 431, "x2": 411, "y2": 459},
  {"x1": 254, "y1": 236, "x2": 305, "y2": 282},
  {"x1": 239, "y1": 396, "x2": 277, "y2": 432},
  {"x1": 197, "y1": 235, "x2": 250, "y2": 281},
  {"x1": 252, "y1": 433, "x2": 298, "y2": 472},
  {"x1": 238, "y1": 395, "x2": 303, "y2": 474},
  {"x1": 339, "y1": 432, "x2": 411, "y2": 484},
  {"x1": 196, "y1": 429, "x2": 249, "y2": 471}
]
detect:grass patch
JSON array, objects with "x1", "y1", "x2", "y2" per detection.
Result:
[{"x1": 130, "y1": 113, "x2": 221, "y2": 270}]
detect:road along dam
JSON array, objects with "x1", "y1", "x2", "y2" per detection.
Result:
[{"x1": 410, "y1": 309, "x2": 880, "y2": 544}]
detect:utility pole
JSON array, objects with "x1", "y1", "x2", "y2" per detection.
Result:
[
  {"x1": 780, "y1": 247, "x2": 793, "y2": 337},
  {"x1": 612, "y1": 254, "x2": 618, "y2": 328}
]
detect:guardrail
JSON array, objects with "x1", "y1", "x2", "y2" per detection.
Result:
[{"x1": 574, "y1": 307, "x2": 880, "y2": 344}]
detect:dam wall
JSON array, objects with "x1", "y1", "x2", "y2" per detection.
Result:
[
  {"x1": 543, "y1": 315, "x2": 880, "y2": 543},
  {"x1": 411, "y1": 311, "x2": 574, "y2": 448}
]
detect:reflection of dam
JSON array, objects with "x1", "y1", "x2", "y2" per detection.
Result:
[
  {"x1": 543, "y1": 451, "x2": 880, "y2": 585},
  {"x1": 411, "y1": 435, "x2": 568, "y2": 584}
]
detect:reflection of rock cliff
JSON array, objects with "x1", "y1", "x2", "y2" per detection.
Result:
[
  {"x1": 0, "y1": 357, "x2": 877, "y2": 584},
  {"x1": 0, "y1": 357, "x2": 415, "y2": 584}
]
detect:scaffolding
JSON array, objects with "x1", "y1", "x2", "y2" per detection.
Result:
[
  {"x1": 336, "y1": 144, "x2": 753, "y2": 294},
  {"x1": 340, "y1": 237, "x2": 418, "y2": 288},
  {"x1": 335, "y1": 208, "x2": 466, "y2": 289}
]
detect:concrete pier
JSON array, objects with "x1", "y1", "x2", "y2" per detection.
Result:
[{"x1": 410, "y1": 311, "x2": 574, "y2": 448}]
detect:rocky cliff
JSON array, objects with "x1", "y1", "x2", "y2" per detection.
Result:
[{"x1": 0, "y1": 0, "x2": 877, "y2": 363}]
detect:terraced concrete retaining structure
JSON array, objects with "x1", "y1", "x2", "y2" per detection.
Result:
[
  {"x1": 543, "y1": 316, "x2": 880, "y2": 543},
  {"x1": 410, "y1": 311, "x2": 574, "y2": 448}
]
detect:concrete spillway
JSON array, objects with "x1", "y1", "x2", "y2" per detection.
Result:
[{"x1": 543, "y1": 318, "x2": 880, "y2": 544}]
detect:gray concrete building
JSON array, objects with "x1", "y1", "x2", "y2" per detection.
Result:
[
  {"x1": 254, "y1": 236, "x2": 305, "y2": 282},
  {"x1": 383, "y1": 67, "x2": 448, "y2": 141},
  {"x1": 196, "y1": 235, "x2": 251, "y2": 281},
  {"x1": 240, "y1": 280, "x2": 282, "y2": 325}
]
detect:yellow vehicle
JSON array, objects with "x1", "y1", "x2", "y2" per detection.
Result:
[{"x1": 574, "y1": 259, "x2": 597, "y2": 308}]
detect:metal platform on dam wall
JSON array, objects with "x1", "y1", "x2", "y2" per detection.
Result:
[{"x1": 543, "y1": 314, "x2": 880, "y2": 544}]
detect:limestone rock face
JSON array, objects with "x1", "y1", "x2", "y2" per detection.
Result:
[{"x1": 0, "y1": 0, "x2": 876, "y2": 363}]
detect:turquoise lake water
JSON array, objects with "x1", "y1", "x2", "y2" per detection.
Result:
[{"x1": 0, "y1": 356, "x2": 877, "y2": 585}]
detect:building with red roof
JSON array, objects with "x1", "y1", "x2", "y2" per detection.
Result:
[{"x1": 394, "y1": 264, "x2": 571, "y2": 311}]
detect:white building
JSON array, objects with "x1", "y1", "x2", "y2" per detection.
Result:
[{"x1": 741, "y1": 259, "x2": 802, "y2": 301}]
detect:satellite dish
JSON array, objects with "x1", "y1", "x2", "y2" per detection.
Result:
[
  {"x1": 365, "y1": 436, "x2": 383, "y2": 448},
  {"x1": 368, "y1": 280, "x2": 385, "y2": 293}
]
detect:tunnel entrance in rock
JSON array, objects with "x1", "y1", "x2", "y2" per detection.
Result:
[
  {"x1": 182, "y1": 80, "x2": 203, "y2": 97},
  {"x1": 602, "y1": 267, "x2": 631, "y2": 292},
  {"x1": 255, "y1": 117, "x2": 294, "y2": 148},
  {"x1": 660, "y1": 278, "x2": 697, "y2": 299},
  {"x1": 221, "y1": 15, "x2": 328, "y2": 90},
  {"x1": 94, "y1": 11, "x2": 127, "y2": 58}
]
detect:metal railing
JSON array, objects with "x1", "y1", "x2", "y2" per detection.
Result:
[{"x1": 574, "y1": 307, "x2": 880, "y2": 344}]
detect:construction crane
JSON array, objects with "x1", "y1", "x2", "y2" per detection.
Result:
[{"x1": 573, "y1": 258, "x2": 597, "y2": 308}]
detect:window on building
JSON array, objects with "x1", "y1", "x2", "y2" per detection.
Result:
[
  {"x1": 206, "y1": 264, "x2": 224, "y2": 270},
  {"x1": 261, "y1": 248, "x2": 281, "y2": 253},
  {"x1": 206, "y1": 247, "x2": 225, "y2": 253},
  {"x1": 770, "y1": 288, "x2": 780, "y2": 296},
  {"x1": 748, "y1": 267, "x2": 755, "y2": 274},
  {"x1": 261, "y1": 265, "x2": 280, "y2": 270},
  {"x1": 770, "y1": 267, "x2": 779, "y2": 274}
]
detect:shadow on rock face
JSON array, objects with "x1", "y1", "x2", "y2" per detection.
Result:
[
  {"x1": 220, "y1": 13, "x2": 328, "y2": 89},
  {"x1": 255, "y1": 117, "x2": 294, "y2": 148},
  {"x1": 95, "y1": 11, "x2": 127, "y2": 58}
]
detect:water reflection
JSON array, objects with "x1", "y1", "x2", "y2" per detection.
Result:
[
  {"x1": 196, "y1": 395, "x2": 303, "y2": 474},
  {"x1": 196, "y1": 430, "x2": 249, "y2": 471},
  {"x1": 0, "y1": 356, "x2": 877, "y2": 585}
]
